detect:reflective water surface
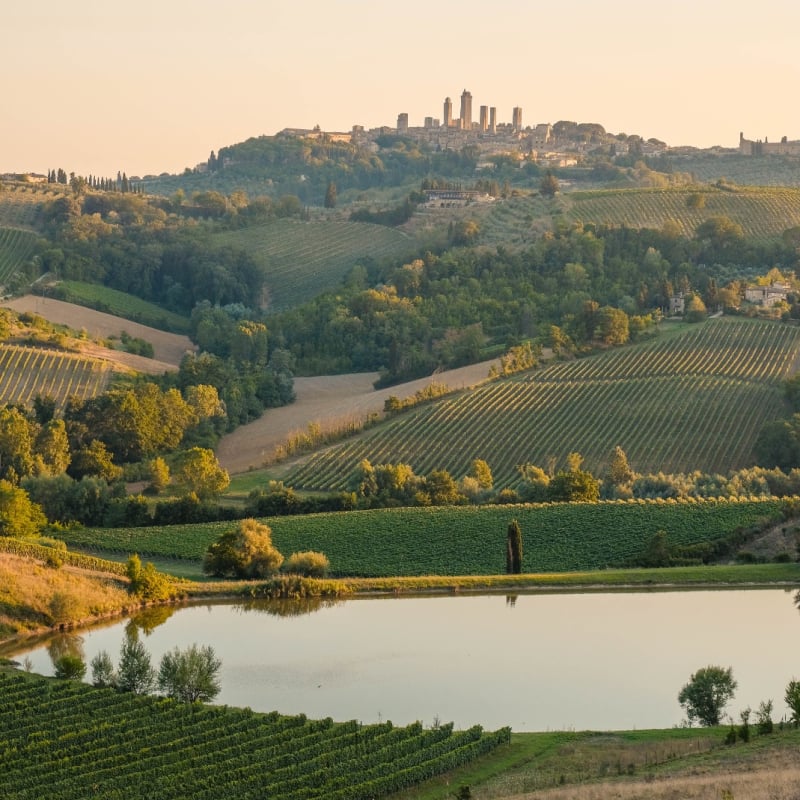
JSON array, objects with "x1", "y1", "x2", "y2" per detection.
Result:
[{"x1": 11, "y1": 589, "x2": 800, "y2": 731}]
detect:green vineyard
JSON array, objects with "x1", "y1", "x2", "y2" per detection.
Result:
[
  {"x1": 0, "y1": 671, "x2": 509, "y2": 800},
  {"x1": 285, "y1": 318, "x2": 800, "y2": 490},
  {"x1": 58, "y1": 280, "x2": 191, "y2": 333},
  {"x1": 0, "y1": 185, "x2": 49, "y2": 230},
  {"x1": 60, "y1": 497, "x2": 786, "y2": 576},
  {"x1": 214, "y1": 218, "x2": 417, "y2": 310},
  {"x1": 0, "y1": 227, "x2": 39, "y2": 285},
  {"x1": 563, "y1": 186, "x2": 800, "y2": 240},
  {"x1": 0, "y1": 344, "x2": 112, "y2": 410}
]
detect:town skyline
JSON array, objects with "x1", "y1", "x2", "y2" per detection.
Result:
[{"x1": 4, "y1": 0, "x2": 800, "y2": 178}]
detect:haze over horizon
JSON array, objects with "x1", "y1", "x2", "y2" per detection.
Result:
[{"x1": 4, "y1": 0, "x2": 800, "y2": 179}]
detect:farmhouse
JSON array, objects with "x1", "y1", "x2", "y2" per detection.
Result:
[
  {"x1": 423, "y1": 188, "x2": 492, "y2": 207},
  {"x1": 744, "y1": 282, "x2": 790, "y2": 307}
]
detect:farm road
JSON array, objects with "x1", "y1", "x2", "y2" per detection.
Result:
[
  {"x1": 2, "y1": 295, "x2": 195, "y2": 366},
  {"x1": 216, "y1": 359, "x2": 500, "y2": 475}
]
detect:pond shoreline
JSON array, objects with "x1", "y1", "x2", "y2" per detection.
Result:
[{"x1": 2, "y1": 564, "x2": 798, "y2": 655}]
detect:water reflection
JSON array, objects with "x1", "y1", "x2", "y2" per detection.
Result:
[
  {"x1": 126, "y1": 605, "x2": 179, "y2": 639},
  {"x1": 46, "y1": 633, "x2": 84, "y2": 667},
  {"x1": 11, "y1": 589, "x2": 800, "y2": 732},
  {"x1": 234, "y1": 597, "x2": 340, "y2": 618}
]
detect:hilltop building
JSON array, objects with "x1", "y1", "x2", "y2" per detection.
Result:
[
  {"x1": 443, "y1": 97, "x2": 453, "y2": 128},
  {"x1": 460, "y1": 89, "x2": 473, "y2": 130},
  {"x1": 739, "y1": 132, "x2": 800, "y2": 156}
]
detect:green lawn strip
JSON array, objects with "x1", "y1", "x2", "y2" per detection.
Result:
[
  {"x1": 58, "y1": 281, "x2": 190, "y2": 333},
  {"x1": 57, "y1": 498, "x2": 791, "y2": 576}
]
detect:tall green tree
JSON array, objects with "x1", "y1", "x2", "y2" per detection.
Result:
[
  {"x1": 174, "y1": 447, "x2": 229, "y2": 500},
  {"x1": 324, "y1": 181, "x2": 337, "y2": 209},
  {"x1": 506, "y1": 519, "x2": 523, "y2": 574},
  {"x1": 678, "y1": 665, "x2": 737, "y2": 726},
  {"x1": 158, "y1": 644, "x2": 222, "y2": 703},
  {"x1": 117, "y1": 638, "x2": 156, "y2": 695}
]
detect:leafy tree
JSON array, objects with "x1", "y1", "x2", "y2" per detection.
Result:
[
  {"x1": 0, "y1": 480, "x2": 47, "y2": 538},
  {"x1": 637, "y1": 530, "x2": 671, "y2": 568},
  {"x1": 785, "y1": 679, "x2": 800, "y2": 726},
  {"x1": 548, "y1": 453, "x2": 600, "y2": 503},
  {"x1": 174, "y1": 447, "x2": 229, "y2": 500},
  {"x1": 678, "y1": 665, "x2": 737, "y2": 726},
  {"x1": 203, "y1": 518, "x2": 284, "y2": 578},
  {"x1": 684, "y1": 294, "x2": 708, "y2": 323},
  {"x1": 117, "y1": 638, "x2": 156, "y2": 694},
  {"x1": 422, "y1": 469, "x2": 465, "y2": 506},
  {"x1": 756, "y1": 699, "x2": 774, "y2": 734},
  {"x1": 148, "y1": 457, "x2": 170, "y2": 495},
  {"x1": 54, "y1": 654, "x2": 86, "y2": 680},
  {"x1": 517, "y1": 463, "x2": 551, "y2": 502},
  {"x1": 506, "y1": 519, "x2": 523, "y2": 574},
  {"x1": 595, "y1": 306, "x2": 629, "y2": 345},
  {"x1": 470, "y1": 459, "x2": 493, "y2": 490},
  {"x1": 31, "y1": 418, "x2": 70, "y2": 476},
  {"x1": 0, "y1": 406, "x2": 35, "y2": 481},
  {"x1": 157, "y1": 644, "x2": 222, "y2": 703},
  {"x1": 91, "y1": 650, "x2": 116, "y2": 688},
  {"x1": 126, "y1": 554, "x2": 172, "y2": 601},
  {"x1": 68, "y1": 439, "x2": 123, "y2": 483},
  {"x1": 539, "y1": 172, "x2": 559, "y2": 198},
  {"x1": 606, "y1": 445, "x2": 635, "y2": 487}
]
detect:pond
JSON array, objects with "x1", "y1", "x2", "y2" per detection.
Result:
[{"x1": 10, "y1": 588, "x2": 800, "y2": 732}]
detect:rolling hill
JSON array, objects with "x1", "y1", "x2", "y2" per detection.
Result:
[
  {"x1": 283, "y1": 317, "x2": 800, "y2": 490},
  {"x1": 212, "y1": 218, "x2": 419, "y2": 311}
]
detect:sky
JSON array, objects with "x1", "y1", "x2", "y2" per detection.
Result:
[{"x1": 4, "y1": 0, "x2": 800, "y2": 178}]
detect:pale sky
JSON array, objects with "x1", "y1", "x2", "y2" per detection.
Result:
[{"x1": 4, "y1": 0, "x2": 800, "y2": 178}]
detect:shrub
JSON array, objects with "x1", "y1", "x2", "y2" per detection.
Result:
[
  {"x1": 282, "y1": 551, "x2": 330, "y2": 578},
  {"x1": 54, "y1": 654, "x2": 86, "y2": 680}
]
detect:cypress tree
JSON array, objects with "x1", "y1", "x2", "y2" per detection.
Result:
[{"x1": 506, "y1": 519, "x2": 523, "y2": 574}]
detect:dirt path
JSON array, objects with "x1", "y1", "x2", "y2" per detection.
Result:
[
  {"x1": 1, "y1": 295, "x2": 195, "y2": 366},
  {"x1": 216, "y1": 359, "x2": 500, "y2": 474}
]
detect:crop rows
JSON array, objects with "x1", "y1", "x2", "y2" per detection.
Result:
[
  {"x1": 60, "y1": 497, "x2": 787, "y2": 576},
  {"x1": 565, "y1": 187, "x2": 800, "y2": 239},
  {"x1": 0, "y1": 671, "x2": 509, "y2": 800},
  {"x1": 0, "y1": 187, "x2": 47, "y2": 230},
  {"x1": 214, "y1": 219, "x2": 416, "y2": 310},
  {"x1": 0, "y1": 344, "x2": 111, "y2": 410},
  {"x1": 477, "y1": 194, "x2": 554, "y2": 247},
  {"x1": 285, "y1": 318, "x2": 800, "y2": 489},
  {"x1": 0, "y1": 227, "x2": 39, "y2": 284}
]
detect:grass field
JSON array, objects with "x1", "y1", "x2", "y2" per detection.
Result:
[
  {"x1": 0, "y1": 344, "x2": 112, "y2": 410},
  {"x1": 0, "y1": 670, "x2": 508, "y2": 800},
  {"x1": 213, "y1": 218, "x2": 418, "y2": 310},
  {"x1": 56, "y1": 281, "x2": 191, "y2": 333},
  {"x1": 57, "y1": 497, "x2": 790, "y2": 577},
  {"x1": 284, "y1": 317, "x2": 800, "y2": 490}
]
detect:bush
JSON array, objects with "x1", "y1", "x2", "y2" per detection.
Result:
[
  {"x1": 203, "y1": 518, "x2": 283, "y2": 579},
  {"x1": 283, "y1": 551, "x2": 330, "y2": 578},
  {"x1": 126, "y1": 554, "x2": 173, "y2": 601},
  {"x1": 54, "y1": 654, "x2": 86, "y2": 680}
]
